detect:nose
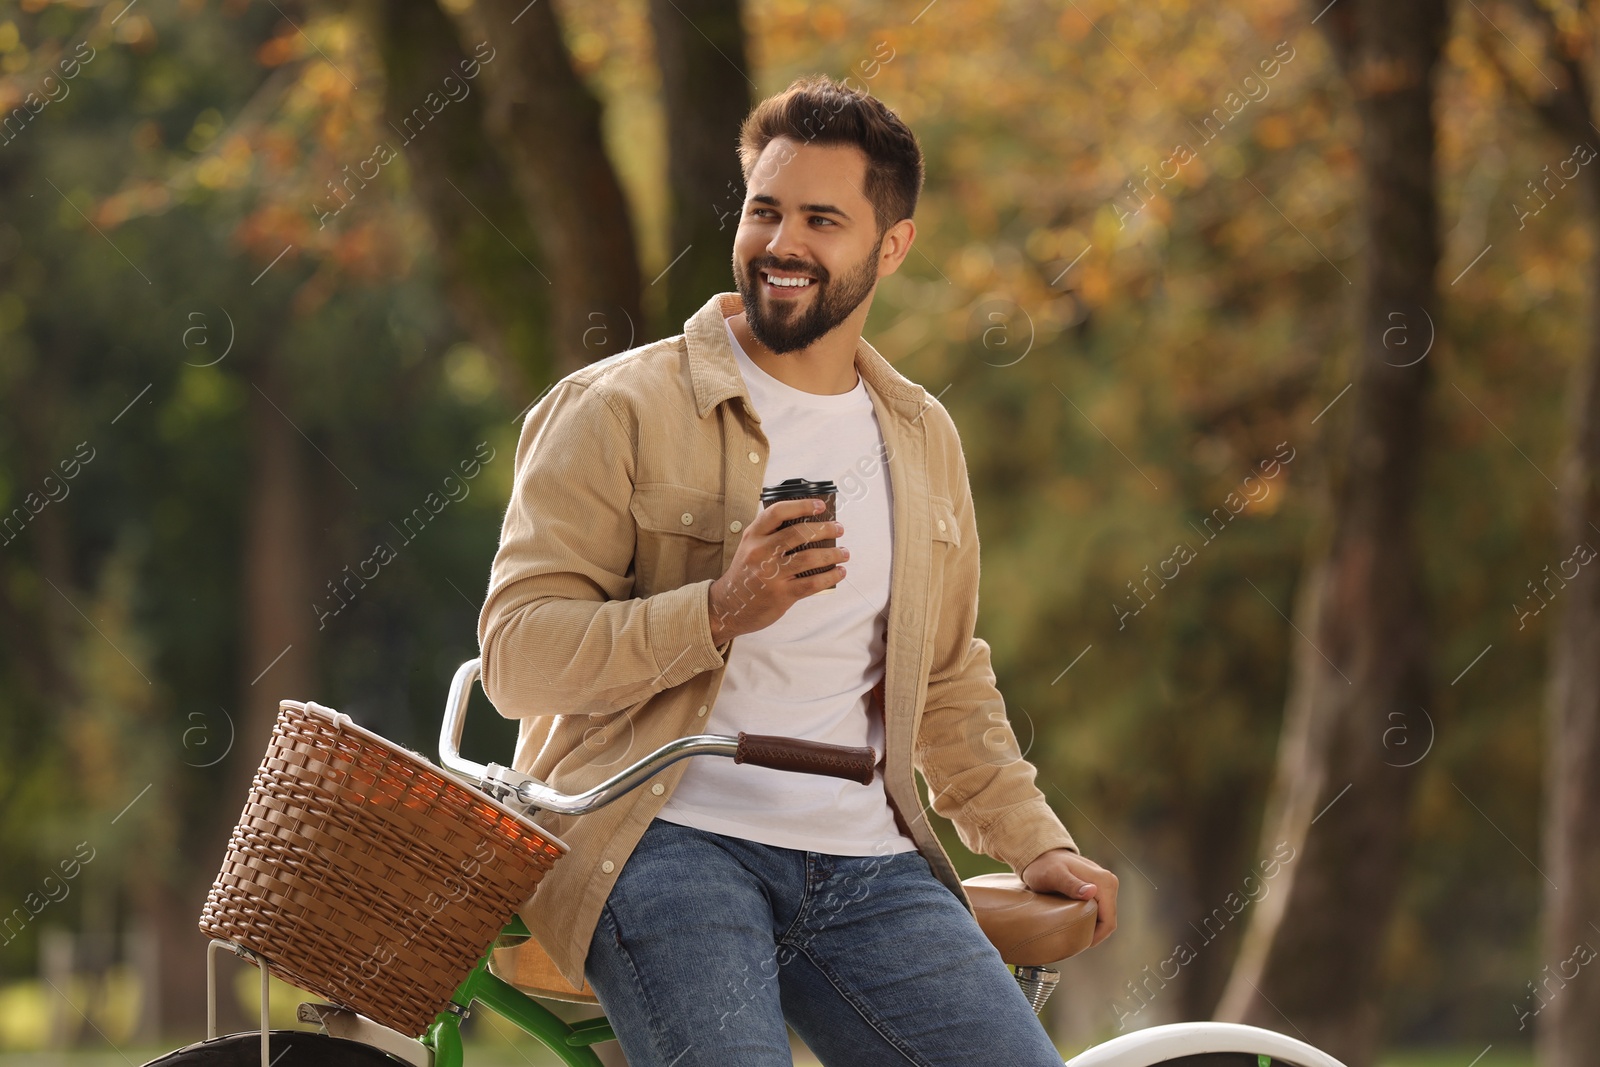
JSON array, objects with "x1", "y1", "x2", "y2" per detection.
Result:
[{"x1": 765, "y1": 215, "x2": 810, "y2": 267}]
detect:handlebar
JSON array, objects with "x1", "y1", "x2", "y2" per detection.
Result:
[{"x1": 438, "y1": 659, "x2": 877, "y2": 817}]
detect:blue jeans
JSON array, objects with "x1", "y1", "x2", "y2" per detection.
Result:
[{"x1": 583, "y1": 819, "x2": 1064, "y2": 1066}]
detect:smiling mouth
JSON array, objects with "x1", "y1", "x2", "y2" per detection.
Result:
[{"x1": 761, "y1": 270, "x2": 817, "y2": 294}]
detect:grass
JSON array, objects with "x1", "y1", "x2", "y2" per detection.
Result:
[{"x1": 1378, "y1": 1050, "x2": 1529, "y2": 1067}]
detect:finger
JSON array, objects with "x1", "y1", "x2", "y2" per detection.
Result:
[
  {"x1": 1091, "y1": 882, "x2": 1118, "y2": 946},
  {"x1": 800, "y1": 563, "x2": 846, "y2": 596},
  {"x1": 1047, "y1": 867, "x2": 1096, "y2": 900},
  {"x1": 783, "y1": 517, "x2": 838, "y2": 554},
  {"x1": 1091, "y1": 910, "x2": 1115, "y2": 947},
  {"x1": 757, "y1": 497, "x2": 825, "y2": 534},
  {"x1": 800, "y1": 547, "x2": 851, "y2": 572},
  {"x1": 788, "y1": 545, "x2": 847, "y2": 573},
  {"x1": 788, "y1": 551, "x2": 844, "y2": 581},
  {"x1": 1092, "y1": 896, "x2": 1118, "y2": 945},
  {"x1": 1095, "y1": 885, "x2": 1116, "y2": 923}
]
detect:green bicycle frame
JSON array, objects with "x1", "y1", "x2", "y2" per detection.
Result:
[{"x1": 421, "y1": 916, "x2": 617, "y2": 1067}]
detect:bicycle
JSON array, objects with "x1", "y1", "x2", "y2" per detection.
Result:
[{"x1": 141, "y1": 658, "x2": 1349, "y2": 1067}]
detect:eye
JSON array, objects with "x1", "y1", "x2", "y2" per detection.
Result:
[{"x1": 747, "y1": 207, "x2": 836, "y2": 226}]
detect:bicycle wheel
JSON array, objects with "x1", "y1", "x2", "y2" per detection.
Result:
[
  {"x1": 1064, "y1": 1022, "x2": 1348, "y2": 1067},
  {"x1": 139, "y1": 1030, "x2": 407, "y2": 1066},
  {"x1": 1104, "y1": 1058, "x2": 1289, "y2": 1066}
]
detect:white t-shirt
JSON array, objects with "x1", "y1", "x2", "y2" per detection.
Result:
[{"x1": 653, "y1": 319, "x2": 918, "y2": 856}]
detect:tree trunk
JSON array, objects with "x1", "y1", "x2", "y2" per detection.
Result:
[
  {"x1": 364, "y1": 0, "x2": 555, "y2": 394},
  {"x1": 1392, "y1": 3, "x2": 1600, "y2": 1059},
  {"x1": 436, "y1": 0, "x2": 644, "y2": 375},
  {"x1": 176, "y1": 347, "x2": 322, "y2": 1035},
  {"x1": 1540, "y1": 177, "x2": 1600, "y2": 1060},
  {"x1": 1521, "y1": 24, "x2": 1600, "y2": 1066},
  {"x1": 1213, "y1": 1, "x2": 1449, "y2": 1063},
  {"x1": 234, "y1": 352, "x2": 318, "y2": 798},
  {"x1": 647, "y1": 0, "x2": 753, "y2": 332}
]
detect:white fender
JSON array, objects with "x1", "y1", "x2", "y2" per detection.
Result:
[{"x1": 1064, "y1": 1022, "x2": 1349, "y2": 1067}]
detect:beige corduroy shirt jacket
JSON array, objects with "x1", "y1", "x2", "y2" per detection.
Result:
[{"x1": 478, "y1": 290, "x2": 1078, "y2": 990}]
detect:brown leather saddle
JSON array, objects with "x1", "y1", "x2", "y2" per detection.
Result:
[{"x1": 494, "y1": 872, "x2": 1098, "y2": 1003}]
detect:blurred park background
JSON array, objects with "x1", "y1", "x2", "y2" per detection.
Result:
[{"x1": 3, "y1": 0, "x2": 1599, "y2": 1064}]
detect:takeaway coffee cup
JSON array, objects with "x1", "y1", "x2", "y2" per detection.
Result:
[{"x1": 760, "y1": 477, "x2": 839, "y2": 589}]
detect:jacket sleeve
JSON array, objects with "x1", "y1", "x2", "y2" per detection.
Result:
[
  {"x1": 478, "y1": 378, "x2": 727, "y2": 720},
  {"x1": 914, "y1": 408, "x2": 1079, "y2": 876}
]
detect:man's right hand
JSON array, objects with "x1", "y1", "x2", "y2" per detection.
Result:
[{"x1": 708, "y1": 498, "x2": 848, "y2": 644}]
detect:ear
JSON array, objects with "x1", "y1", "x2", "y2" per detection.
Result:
[{"x1": 877, "y1": 218, "x2": 916, "y2": 277}]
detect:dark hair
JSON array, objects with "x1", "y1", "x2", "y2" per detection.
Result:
[{"x1": 738, "y1": 74, "x2": 924, "y2": 241}]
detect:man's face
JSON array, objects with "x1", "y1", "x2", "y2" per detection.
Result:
[{"x1": 731, "y1": 137, "x2": 887, "y2": 354}]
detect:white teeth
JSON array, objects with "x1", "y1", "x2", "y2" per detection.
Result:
[{"x1": 764, "y1": 272, "x2": 814, "y2": 288}]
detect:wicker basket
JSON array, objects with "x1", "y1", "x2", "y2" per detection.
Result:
[{"x1": 200, "y1": 699, "x2": 567, "y2": 1037}]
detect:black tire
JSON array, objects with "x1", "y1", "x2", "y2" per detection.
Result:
[{"x1": 139, "y1": 1030, "x2": 407, "y2": 1066}]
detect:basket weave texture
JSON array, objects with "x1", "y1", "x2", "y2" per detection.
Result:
[{"x1": 199, "y1": 700, "x2": 565, "y2": 1037}]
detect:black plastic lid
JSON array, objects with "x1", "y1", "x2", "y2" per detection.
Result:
[{"x1": 760, "y1": 476, "x2": 838, "y2": 504}]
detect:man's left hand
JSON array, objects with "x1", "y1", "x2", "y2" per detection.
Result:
[{"x1": 1019, "y1": 848, "x2": 1119, "y2": 947}]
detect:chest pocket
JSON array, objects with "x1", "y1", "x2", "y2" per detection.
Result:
[{"x1": 630, "y1": 483, "x2": 727, "y2": 593}]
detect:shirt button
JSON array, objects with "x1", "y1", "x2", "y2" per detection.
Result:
[
  {"x1": 729, "y1": 520, "x2": 742, "y2": 533},
  {"x1": 697, "y1": 704, "x2": 708, "y2": 717},
  {"x1": 601, "y1": 860, "x2": 615, "y2": 874},
  {"x1": 650, "y1": 783, "x2": 665, "y2": 796},
  {"x1": 747, "y1": 451, "x2": 760, "y2": 463},
  {"x1": 938, "y1": 519, "x2": 947, "y2": 532},
  {"x1": 681, "y1": 512, "x2": 694, "y2": 526}
]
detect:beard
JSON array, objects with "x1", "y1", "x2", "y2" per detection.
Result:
[{"x1": 732, "y1": 240, "x2": 881, "y2": 355}]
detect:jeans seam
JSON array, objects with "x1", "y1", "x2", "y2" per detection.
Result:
[
  {"x1": 595, "y1": 900, "x2": 696, "y2": 1067},
  {"x1": 793, "y1": 942, "x2": 929, "y2": 1067},
  {"x1": 775, "y1": 850, "x2": 821, "y2": 950}
]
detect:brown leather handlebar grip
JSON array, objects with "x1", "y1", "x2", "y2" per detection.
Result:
[{"x1": 733, "y1": 733, "x2": 877, "y2": 785}]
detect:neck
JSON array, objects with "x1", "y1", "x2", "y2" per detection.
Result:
[{"x1": 729, "y1": 311, "x2": 864, "y2": 396}]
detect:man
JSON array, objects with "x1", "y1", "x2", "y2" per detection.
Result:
[{"x1": 479, "y1": 73, "x2": 1118, "y2": 1066}]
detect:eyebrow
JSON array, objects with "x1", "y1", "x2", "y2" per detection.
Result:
[{"x1": 749, "y1": 194, "x2": 852, "y2": 222}]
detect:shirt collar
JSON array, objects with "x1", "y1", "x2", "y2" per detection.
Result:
[{"x1": 686, "y1": 291, "x2": 927, "y2": 421}]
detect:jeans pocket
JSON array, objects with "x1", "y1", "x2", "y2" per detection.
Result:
[{"x1": 604, "y1": 821, "x2": 697, "y2": 930}]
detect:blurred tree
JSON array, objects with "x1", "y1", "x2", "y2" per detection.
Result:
[
  {"x1": 1215, "y1": 1, "x2": 1450, "y2": 1064},
  {"x1": 235, "y1": 341, "x2": 318, "y2": 815},
  {"x1": 362, "y1": 0, "x2": 551, "y2": 394},
  {"x1": 0, "y1": 0, "x2": 526, "y2": 1042},
  {"x1": 369, "y1": 0, "x2": 753, "y2": 363},
  {"x1": 646, "y1": 0, "x2": 754, "y2": 328},
  {"x1": 433, "y1": 0, "x2": 643, "y2": 373},
  {"x1": 1467, "y1": 2, "x2": 1600, "y2": 1063}
]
